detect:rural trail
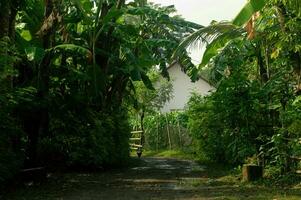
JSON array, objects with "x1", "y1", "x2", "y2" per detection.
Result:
[{"x1": 4, "y1": 157, "x2": 300, "y2": 200}]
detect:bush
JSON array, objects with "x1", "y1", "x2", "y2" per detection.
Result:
[
  {"x1": 0, "y1": 112, "x2": 24, "y2": 187},
  {"x1": 39, "y1": 108, "x2": 130, "y2": 168},
  {"x1": 186, "y1": 67, "x2": 301, "y2": 171},
  {"x1": 187, "y1": 87, "x2": 258, "y2": 165},
  {"x1": 187, "y1": 94, "x2": 226, "y2": 162},
  {"x1": 0, "y1": 87, "x2": 28, "y2": 186}
]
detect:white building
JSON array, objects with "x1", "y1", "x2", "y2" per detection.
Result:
[{"x1": 161, "y1": 62, "x2": 214, "y2": 113}]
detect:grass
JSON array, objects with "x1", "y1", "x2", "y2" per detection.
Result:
[
  {"x1": 141, "y1": 149, "x2": 196, "y2": 160},
  {"x1": 141, "y1": 149, "x2": 301, "y2": 199}
]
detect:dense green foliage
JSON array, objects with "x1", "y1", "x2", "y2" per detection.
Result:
[
  {"x1": 40, "y1": 110, "x2": 130, "y2": 167},
  {"x1": 0, "y1": 0, "x2": 199, "y2": 185},
  {"x1": 1, "y1": 0, "x2": 300, "y2": 189},
  {"x1": 184, "y1": 0, "x2": 301, "y2": 174}
]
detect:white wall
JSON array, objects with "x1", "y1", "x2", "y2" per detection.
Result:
[{"x1": 161, "y1": 63, "x2": 214, "y2": 113}]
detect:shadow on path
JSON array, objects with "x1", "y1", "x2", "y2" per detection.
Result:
[{"x1": 3, "y1": 157, "x2": 301, "y2": 200}]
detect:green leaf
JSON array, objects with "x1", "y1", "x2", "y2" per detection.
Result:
[
  {"x1": 72, "y1": 0, "x2": 93, "y2": 16},
  {"x1": 293, "y1": 96, "x2": 301, "y2": 106},
  {"x1": 82, "y1": 0, "x2": 93, "y2": 12},
  {"x1": 25, "y1": 47, "x2": 45, "y2": 62},
  {"x1": 174, "y1": 22, "x2": 239, "y2": 63},
  {"x1": 271, "y1": 48, "x2": 280, "y2": 59},
  {"x1": 20, "y1": 30, "x2": 32, "y2": 41},
  {"x1": 233, "y1": 0, "x2": 268, "y2": 26},
  {"x1": 199, "y1": 38, "x2": 226, "y2": 68},
  {"x1": 102, "y1": 8, "x2": 125, "y2": 25},
  {"x1": 268, "y1": 104, "x2": 281, "y2": 110},
  {"x1": 141, "y1": 72, "x2": 154, "y2": 90},
  {"x1": 285, "y1": 0, "x2": 301, "y2": 17},
  {"x1": 52, "y1": 44, "x2": 91, "y2": 55},
  {"x1": 199, "y1": 29, "x2": 243, "y2": 68},
  {"x1": 130, "y1": 67, "x2": 141, "y2": 81}
]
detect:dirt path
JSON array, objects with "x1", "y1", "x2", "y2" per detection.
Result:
[{"x1": 3, "y1": 157, "x2": 301, "y2": 200}]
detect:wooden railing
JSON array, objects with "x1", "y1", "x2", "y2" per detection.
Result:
[{"x1": 130, "y1": 130, "x2": 143, "y2": 157}]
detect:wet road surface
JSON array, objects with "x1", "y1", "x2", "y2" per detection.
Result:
[{"x1": 4, "y1": 157, "x2": 301, "y2": 200}]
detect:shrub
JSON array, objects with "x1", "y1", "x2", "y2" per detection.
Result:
[
  {"x1": 0, "y1": 112, "x2": 24, "y2": 187},
  {"x1": 187, "y1": 89, "x2": 258, "y2": 164},
  {"x1": 187, "y1": 94, "x2": 226, "y2": 162},
  {"x1": 39, "y1": 108, "x2": 130, "y2": 168}
]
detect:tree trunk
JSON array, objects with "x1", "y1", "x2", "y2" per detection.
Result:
[
  {"x1": 24, "y1": 110, "x2": 42, "y2": 168},
  {"x1": 242, "y1": 164, "x2": 263, "y2": 181},
  {"x1": 38, "y1": 0, "x2": 56, "y2": 153},
  {"x1": 280, "y1": 91, "x2": 291, "y2": 174},
  {"x1": 0, "y1": 1, "x2": 11, "y2": 38},
  {"x1": 165, "y1": 114, "x2": 172, "y2": 150},
  {"x1": 0, "y1": 0, "x2": 22, "y2": 154},
  {"x1": 24, "y1": 0, "x2": 57, "y2": 167},
  {"x1": 156, "y1": 116, "x2": 159, "y2": 151},
  {"x1": 140, "y1": 109, "x2": 145, "y2": 146},
  {"x1": 256, "y1": 44, "x2": 268, "y2": 83},
  {"x1": 0, "y1": 0, "x2": 18, "y2": 90},
  {"x1": 177, "y1": 120, "x2": 182, "y2": 149}
]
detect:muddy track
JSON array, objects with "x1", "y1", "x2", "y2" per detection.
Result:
[{"x1": 3, "y1": 157, "x2": 301, "y2": 200}]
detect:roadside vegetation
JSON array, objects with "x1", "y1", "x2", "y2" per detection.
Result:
[
  {"x1": 181, "y1": 0, "x2": 301, "y2": 176},
  {"x1": 140, "y1": 0, "x2": 301, "y2": 179},
  {"x1": 0, "y1": 0, "x2": 198, "y2": 188},
  {"x1": 1, "y1": 0, "x2": 301, "y2": 199}
]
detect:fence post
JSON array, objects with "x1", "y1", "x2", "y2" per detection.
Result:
[
  {"x1": 165, "y1": 113, "x2": 172, "y2": 150},
  {"x1": 177, "y1": 119, "x2": 182, "y2": 149},
  {"x1": 156, "y1": 114, "x2": 159, "y2": 152}
]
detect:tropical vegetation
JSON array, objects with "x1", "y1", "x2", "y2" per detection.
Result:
[
  {"x1": 0, "y1": 0, "x2": 199, "y2": 185},
  {"x1": 1, "y1": 0, "x2": 301, "y2": 195},
  {"x1": 176, "y1": 0, "x2": 301, "y2": 174}
]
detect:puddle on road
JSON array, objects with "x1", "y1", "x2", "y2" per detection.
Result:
[
  {"x1": 126, "y1": 158, "x2": 208, "y2": 191},
  {"x1": 120, "y1": 178, "x2": 198, "y2": 191},
  {"x1": 156, "y1": 164, "x2": 177, "y2": 170},
  {"x1": 131, "y1": 158, "x2": 205, "y2": 173},
  {"x1": 131, "y1": 166, "x2": 152, "y2": 170}
]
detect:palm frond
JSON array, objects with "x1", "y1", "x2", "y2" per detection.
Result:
[
  {"x1": 173, "y1": 22, "x2": 238, "y2": 59},
  {"x1": 232, "y1": 0, "x2": 268, "y2": 26},
  {"x1": 284, "y1": 0, "x2": 301, "y2": 17},
  {"x1": 199, "y1": 27, "x2": 245, "y2": 68}
]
